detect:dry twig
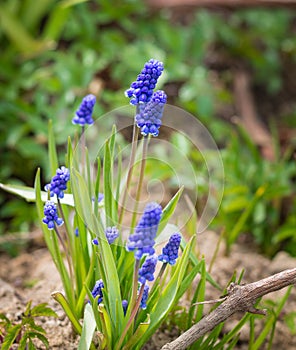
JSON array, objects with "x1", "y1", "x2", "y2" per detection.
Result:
[{"x1": 161, "y1": 268, "x2": 296, "y2": 350}]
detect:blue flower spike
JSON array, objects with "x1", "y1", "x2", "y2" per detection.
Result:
[
  {"x1": 72, "y1": 94, "x2": 96, "y2": 126},
  {"x1": 92, "y1": 226, "x2": 119, "y2": 246},
  {"x1": 126, "y1": 202, "x2": 162, "y2": 260},
  {"x1": 138, "y1": 254, "x2": 158, "y2": 284},
  {"x1": 125, "y1": 59, "x2": 164, "y2": 105},
  {"x1": 135, "y1": 90, "x2": 167, "y2": 137},
  {"x1": 139, "y1": 284, "x2": 150, "y2": 310},
  {"x1": 45, "y1": 166, "x2": 70, "y2": 199},
  {"x1": 91, "y1": 279, "x2": 104, "y2": 304},
  {"x1": 42, "y1": 201, "x2": 64, "y2": 230},
  {"x1": 105, "y1": 226, "x2": 119, "y2": 244},
  {"x1": 158, "y1": 233, "x2": 182, "y2": 266}
]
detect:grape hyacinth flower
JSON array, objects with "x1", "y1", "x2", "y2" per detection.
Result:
[
  {"x1": 91, "y1": 279, "x2": 104, "y2": 304},
  {"x1": 105, "y1": 226, "x2": 119, "y2": 244},
  {"x1": 45, "y1": 166, "x2": 70, "y2": 199},
  {"x1": 92, "y1": 226, "x2": 119, "y2": 245},
  {"x1": 122, "y1": 300, "x2": 128, "y2": 316},
  {"x1": 125, "y1": 59, "x2": 164, "y2": 105},
  {"x1": 72, "y1": 94, "x2": 96, "y2": 126},
  {"x1": 138, "y1": 254, "x2": 158, "y2": 284},
  {"x1": 139, "y1": 284, "x2": 150, "y2": 310},
  {"x1": 158, "y1": 233, "x2": 182, "y2": 266},
  {"x1": 42, "y1": 201, "x2": 63, "y2": 230},
  {"x1": 135, "y1": 90, "x2": 167, "y2": 137},
  {"x1": 126, "y1": 202, "x2": 162, "y2": 260}
]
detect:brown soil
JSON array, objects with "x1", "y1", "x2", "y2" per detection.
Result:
[{"x1": 1, "y1": 231, "x2": 296, "y2": 349}]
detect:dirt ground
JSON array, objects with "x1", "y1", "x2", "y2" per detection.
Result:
[{"x1": 1, "y1": 230, "x2": 296, "y2": 349}]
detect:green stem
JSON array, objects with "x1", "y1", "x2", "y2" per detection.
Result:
[
  {"x1": 130, "y1": 136, "x2": 148, "y2": 230},
  {"x1": 130, "y1": 259, "x2": 140, "y2": 312},
  {"x1": 115, "y1": 283, "x2": 145, "y2": 350},
  {"x1": 81, "y1": 125, "x2": 86, "y2": 177},
  {"x1": 57, "y1": 199, "x2": 75, "y2": 275},
  {"x1": 118, "y1": 123, "x2": 139, "y2": 225},
  {"x1": 150, "y1": 263, "x2": 167, "y2": 297},
  {"x1": 54, "y1": 226, "x2": 74, "y2": 286},
  {"x1": 156, "y1": 262, "x2": 167, "y2": 281}
]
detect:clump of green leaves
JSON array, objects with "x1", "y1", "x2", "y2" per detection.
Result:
[{"x1": 0, "y1": 300, "x2": 57, "y2": 350}]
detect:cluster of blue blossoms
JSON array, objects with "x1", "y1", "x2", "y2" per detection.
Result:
[
  {"x1": 158, "y1": 233, "x2": 182, "y2": 266},
  {"x1": 91, "y1": 279, "x2": 104, "y2": 304},
  {"x1": 92, "y1": 226, "x2": 119, "y2": 245},
  {"x1": 91, "y1": 279, "x2": 129, "y2": 315},
  {"x1": 135, "y1": 90, "x2": 167, "y2": 137},
  {"x1": 42, "y1": 201, "x2": 63, "y2": 230},
  {"x1": 45, "y1": 166, "x2": 70, "y2": 199},
  {"x1": 126, "y1": 202, "x2": 162, "y2": 260},
  {"x1": 72, "y1": 94, "x2": 96, "y2": 126},
  {"x1": 139, "y1": 284, "x2": 150, "y2": 310},
  {"x1": 126, "y1": 58, "x2": 166, "y2": 137},
  {"x1": 125, "y1": 59, "x2": 164, "y2": 105},
  {"x1": 138, "y1": 254, "x2": 158, "y2": 284}
]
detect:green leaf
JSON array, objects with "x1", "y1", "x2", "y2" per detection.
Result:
[
  {"x1": 48, "y1": 119, "x2": 59, "y2": 177},
  {"x1": 78, "y1": 303, "x2": 96, "y2": 350},
  {"x1": 157, "y1": 186, "x2": 184, "y2": 235},
  {"x1": 251, "y1": 286, "x2": 292, "y2": 350},
  {"x1": 0, "y1": 183, "x2": 74, "y2": 206},
  {"x1": 103, "y1": 140, "x2": 114, "y2": 227},
  {"x1": 0, "y1": 313, "x2": 10, "y2": 324},
  {"x1": 30, "y1": 303, "x2": 58, "y2": 318},
  {"x1": 1, "y1": 324, "x2": 22, "y2": 350},
  {"x1": 122, "y1": 319, "x2": 150, "y2": 350},
  {"x1": 51, "y1": 291, "x2": 82, "y2": 335},
  {"x1": 227, "y1": 185, "x2": 267, "y2": 248},
  {"x1": 26, "y1": 331, "x2": 49, "y2": 348}
]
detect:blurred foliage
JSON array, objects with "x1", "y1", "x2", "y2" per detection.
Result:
[{"x1": 0, "y1": 0, "x2": 296, "y2": 259}]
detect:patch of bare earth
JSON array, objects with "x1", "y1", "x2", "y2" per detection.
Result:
[{"x1": 1, "y1": 230, "x2": 296, "y2": 349}]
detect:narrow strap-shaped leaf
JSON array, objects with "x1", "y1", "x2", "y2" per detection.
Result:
[
  {"x1": 0, "y1": 182, "x2": 75, "y2": 206},
  {"x1": 103, "y1": 140, "x2": 114, "y2": 227},
  {"x1": 48, "y1": 119, "x2": 59, "y2": 177},
  {"x1": 51, "y1": 291, "x2": 82, "y2": 335},
  {"x1": 157, "y1": 186, "x2": 184, "y2": 235},
  {"x1": 78, "y1": 303, "x2": 97, "y2": 350},
  {"x1": 122, "y1": 319, "x2": 150, "y2": 350}
]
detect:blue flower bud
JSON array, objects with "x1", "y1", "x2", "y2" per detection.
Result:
[
  {"x1": 126, "y1": 202, "x2": 162, "y2": 260},
  {"x1": 125, "y1": 59, "x2": 164, "y2": 105},
  {"x1": 122, "y1": 299, "x2": 128, "y2": 316},
  {"x1": 92, "y1": 238, "x2": 98, "y2": 245},
  {"x1": 158, "y1": 233, "x2": 181, "y2": 266},
  {"x1": 138, "y1": 254, "x2": 158, "y2": 284},
  {"x1": 45, "y1": 166, "x2": 70, "y2": 199},
  {"x1": 135, "y1": 90, "x2": 167, "y2": 137},
  {"x1": 139, "y1": 284, "x2": 149, "y2": 310},
  {"x1": 91, "y1": 279, "x2": 104, "y2": 304},
  {"x1": 72, "y1": 94, "x2": 96, "y2": 126},
  {"x1": 42, "y1": 201, "x2": 63, "y2": 230}
]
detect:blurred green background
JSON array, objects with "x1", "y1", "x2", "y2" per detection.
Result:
[{"x1": 1, "y1": 0, "x2": 296, "y2": 256}]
